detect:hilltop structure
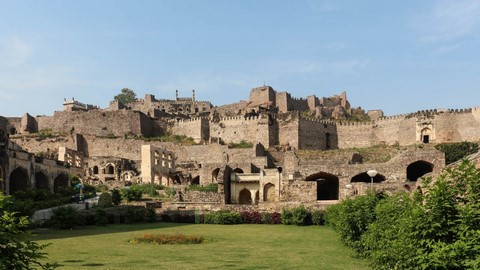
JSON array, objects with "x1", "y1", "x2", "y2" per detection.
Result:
[{"x1": 1, "y1": 85, "x2": 479, "y2": 211}]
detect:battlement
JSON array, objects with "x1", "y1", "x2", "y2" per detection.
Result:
[{"x1": 63, "y1": 98, "x2": 99, "y2": 111}]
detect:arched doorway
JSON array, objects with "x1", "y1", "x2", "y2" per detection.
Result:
[
  {"x1": 9, "y1": 167, "x2": 30, "y2": 194},
  {"x1": 106, "y1": 164, "x2": 115, "y2": 174},
  {"x1": 351, "y1": 172, "x2": 386, "y2": 183},
  {"x1": 238, "y1": 188, "x2": 252, "y2": 204},
  {"x1": 407, "y1": 161, "x2": 433, "y2": 181},
  {"x1": 306, "y1": 172, "x2": 339, "y2": 200},
  {"x1": 54, "y1": 174, "x2": 69, "y2": 193},
  {"x1": 212, "y1": 168, "x2": 220, "y2": 182},
  {"x1": 233, "y1": 168, "x2": 244, "y2": 174},
  {"x1": 35, "y1": 171, "x2": 50, "y2": 190},
  {"x1": 421, "y1": 128, "x2": 432, "y2": 143},
  {"x1": 263, "y1": 183, "x2": 276, "y2": 202},
  {"x1": 192, "y1": 176, "x2": 200, "y2": 185},
  {"x1": 93, "y1": 166, "x2": 99, "y2": 174}
]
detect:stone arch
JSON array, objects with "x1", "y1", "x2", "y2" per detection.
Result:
[
  {"x1": 93, "y1": 166, "x2": 99, "y2": 174},
  {"x1": 54, "y1": 173, "x2": 69, "y2": 193},
  {"x1": 351, "y1": 172, "x2": 386, "y2": 183},
  {"x1": 263, "y1": 183, "x2": 276, "y2": 202},
  {"x1": 9, "y1": 167, "x2": 30, "y2": 194},
  {"x1": 35, "y1": 171, "x2": 50, "y2": 190},
  {"x1": 106, "y1": 164, "x2": 115, "y2": 174},
  {"x1": 238, "y1": 188, "x2": 252, "y2": 204},
  {"x1": 192, "y1": 175, "x2": 200, "y2": 185},
  {"x1": 173, "y1": 175, "x2": 182, "y2": 184},
  {"x1": 233, "y1": 168, "x2": 244, "y2": 174},
  {"x1": 211, "y1": 168, "x2": 220, "y2": 182},
  {"x1": 305, "y1": 172, "x2": 339, "y2": 200},
  {"x1": 407, "y1": 160, "x2": 433, "y2": 181},
  {"x1": 421, "y1": 127, "x2": 432, "y2": 143}
]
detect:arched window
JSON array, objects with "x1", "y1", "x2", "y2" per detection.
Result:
[
  {"x1": 9, "y1": 167, "x2": 30, "y2": 194},
  {"x1": 212, "y1": 168, "x2": 220, "y2": 182},
  {"x1": 93, "y1": 166, "x2": 99, "y2": 174},
  {"x1": 407, "y1": 161, "x2": 433, "y2": 181},
  {"x1": 305, "y1": 172, "x2": 339, "y2": 200}
]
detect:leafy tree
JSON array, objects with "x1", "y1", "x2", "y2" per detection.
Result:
[
  {"x1": 435, "y1": 141, "x2": 479, "y2": 164},
  {"x1": 0, "y1": 192, "x2": 57, "y2": 269},
  {"x1": 114, "y1": 88, "x2": 137, "y2": 104},
  {"x1": 97, "y1": 192, "x2": 112, "y2": 208}
]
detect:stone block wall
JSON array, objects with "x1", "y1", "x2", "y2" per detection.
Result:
[
  {"x1": 170, "y1": 117, "x2": 209, "y2": 143},
  {"x1": 210, "y1": 116, "x2": 272, "y2": 147},
  {"x1": 36, "y1": 110, "x2": 154, "y2": 137}
]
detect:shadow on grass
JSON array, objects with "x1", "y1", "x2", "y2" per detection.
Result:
[{"x1": 31, "y1": 222, "x2": 192, "y2": 241}]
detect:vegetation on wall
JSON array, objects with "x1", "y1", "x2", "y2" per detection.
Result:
[
  {"x1": 434, "y1": 141, "x2": 479, "y2": 164},
  {"x1": 228, "y1": 140, "x2": 253, "y2": 149},
  {"x1": 326, "y1": 159, "x2": 480, "y2": 269}
]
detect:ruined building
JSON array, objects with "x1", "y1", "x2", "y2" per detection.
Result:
[{"x1": 1, "y1": 85, "x2": 479, "y2": 211}]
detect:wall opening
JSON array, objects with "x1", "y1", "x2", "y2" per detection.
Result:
[
  {"x1": 192, "y1": 176, "x2": 200, "y2": 185},
  {"x1": 106, "y1": 164, "x2": 115, "y2": 174},
  {"x1": 212, "y1": 168, "x2": 220, "y2": 182},
  {"x1": 263, "y1": 183, "x2": 276, "y2": 202},
  {"x1": 407, "y1": 160, "x2": 433, "y2": 181},
  {"x1": 305, "y1": 172, "x2": 339, "y2": 201},
  {"x1": 9, "y1": 167, "x2": 30, "y2": 194},
  {"x1": 35, "y1": 171, "x2": 50, "y2": 190},
  {"x1": 351, "y1": 172, "x2": 386, "y2": 183},
  {"x1": 93, "y1": 166, "x2": 99, "y2": 174},
  {"x1": 233, "y1": 168, "x2": 244, "y2": 173},
  {"x1": 238, "y1": 188, "x2": 252, "y2": 204},
  {"x1": 423, "y1": 135, "x2": 430, "y2": 144},
  {"x1": 54, "y1": 174, "x2": 69, "y2": 193},
  {"x1": 325, "y1": 133, "x2": 331, "y2": 150}
]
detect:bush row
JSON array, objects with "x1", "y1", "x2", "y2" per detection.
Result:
[{"x1": 326, "y1": 159, "x2": 480, "y2": 270}]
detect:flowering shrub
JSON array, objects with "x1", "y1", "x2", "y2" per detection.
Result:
[{"x1": 130, "y1": 233, "x2": 204, "y2": 245}]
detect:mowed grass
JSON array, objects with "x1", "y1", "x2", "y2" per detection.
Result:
[{"x1": 32, "y1": 223, "x2": 370, "y2": 270}]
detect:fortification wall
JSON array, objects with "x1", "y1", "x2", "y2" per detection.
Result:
[
  {"x1": 289, "y1": 97, "x2": 309, "y2": 112},
  {"x1": 210, "y1": 116, "x2": 271, "y2": 147},
  {"x1": 298, "y1": 118, "x2": 337, "y2": 150},
  {"x1": 36, "y1": 111, "x2": 153, "y2": 137},
  {"x1": 278, "y1": 113, "x2": 299, "y2": 149},
  {"x1": 434, "y1": 109, "x2": 480, "y2": 143},
  {"x1": 170, "y1": 117, "x2": 209, "y2": 143},
  {"x1": 248, "y1": 86, "x2": 275, "y2": 107},
  {"x1": 215, "y1": 101, "x2": 247, "y2": 116},
  {"x1": 276, "y1": 92, "x2": 290, "y2": 113}
]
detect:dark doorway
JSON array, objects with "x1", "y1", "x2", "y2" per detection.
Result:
[
  {"x1": 93, "y1": 166, "x2": 99, "y2": 174},
  {"x1": 325, "y1": 133, "x2": 331, "y2": 150},
  {"x1": 35, "y1": 171, "x2": 50, "y2": 190},
  {"x1": 9, "y1": 167, "x2": 30, "y2": 194},
  {"x1": 191, "y1": 176, "x2": 200, "y2": 185},
  {"x1": 238, "y1": 188, "x2": 252, "y2": 204},
  {"x1": 407, "y1": 161, "x2": 433, "y2": 181},
  {"x1": 233, "y1": 168, "x2": 244, "y2": 174},
  {"x1": 106, "y1": 164, "x2": 115, "y2": 174},
  {"x1": 423, "y1": 135, "x2": 430, "y2": 144},
  {"x1": 305, "y1": 172, "x2": 339, "y2": 201},
  {"x1": 212, "y1": 168, "x2": 220, "y2": 182},
  {"x1": 54, "y1": 174, "x2": 69, "y2": 193},
  {"x1": 351, "y1": 172, "x2": 386, "y2": 183}
]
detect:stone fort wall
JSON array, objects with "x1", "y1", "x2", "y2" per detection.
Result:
[{"x1": 35, "y1": 110, "x2": 161, "y2": 137}]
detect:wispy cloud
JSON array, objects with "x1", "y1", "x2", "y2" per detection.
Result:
[
  {"x1": 0, "y1": 36, "x2": 33, "y2": 67},
  {"x1": 415, "y1": 1, "x2": 480, "y2": 43}
]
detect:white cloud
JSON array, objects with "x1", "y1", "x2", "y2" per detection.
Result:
[
  {"x1": 415, "y1": 1, "x2": 480, "y2": 43},
  {"x1": 0, "y1": 36, "x2": 33, "y2": 67}
]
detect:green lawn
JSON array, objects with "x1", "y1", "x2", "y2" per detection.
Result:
[{"x1": 32, "y1": 223, "x2": 370, "y2": 270}]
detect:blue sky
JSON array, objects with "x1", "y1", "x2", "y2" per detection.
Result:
[{"x1": 1, "y1": 0, "x2": 479, "y2": 117}]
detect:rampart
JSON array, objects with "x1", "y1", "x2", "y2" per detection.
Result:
[
  {"x1": 210, "y1": 115, "x2": 272, "y2": 147},
  {"x1": 35, "y1": 110, "x2": 158, "y2": 137},
  {"x1": 170, "y1": 117, "x2": 209, "y2": 143}
]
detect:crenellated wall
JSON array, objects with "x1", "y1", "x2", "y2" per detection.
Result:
[
  {"x1": 210, "y1": 115, "x2": 272, "y2": 147},
  {"x1": 170, "y1": 117, "x2": 210, "y2": 143}
]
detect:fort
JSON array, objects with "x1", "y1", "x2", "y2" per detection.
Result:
[{"x1": 1, "y1": 85, "x2": 479, "y2": 211}]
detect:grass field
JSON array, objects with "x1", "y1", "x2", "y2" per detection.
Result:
[{"x1": 32, "y1": 223, "x2": 370, "y2": 270}]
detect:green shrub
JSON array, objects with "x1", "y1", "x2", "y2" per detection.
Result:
[
  {"x1": 97, "y1": 193, "x2": 112, "y2": 208},
  {"x1": 95, "y1": 184, "x2": 109, "y2": 193},
  {"x1": 325, "y1": 191, "x2": 381, "y2": 251},
  {"x1": 145, "y1": 207, "x2": 157, "y2": 223},
  {"x1": 204, "y1": 210, "x2": 242, "y2": 225},
  {"x1": 435, "y1": 141, "x2": 479, "y2": 164},
  {"x1": 282, "y1": 206, "x2": 311, "y2": 226},
  {"x1": 228, "y1": 140, "x2": 253, "y2": 149},
  {"x1": 187, "y1": 183, "x2": 218, "y2": 193},
  {"x1": 125, "y1": 206, "x2": 146, "y2": 224},
  {"x1": 311, "y1": 209, "x2": 326, "y2": 225},
  {"x1": 111, "y1": 189, "x2": 122, "y2": 205},
  {"x1": 122, "y1": 186, "x2": 143, "y2": 202},
  {"x1": 50, "y1": 206, "x2": 82, "y2": 229},
  {"x1": 95, "y1": 208, "x2": 108, "y2": 226}
]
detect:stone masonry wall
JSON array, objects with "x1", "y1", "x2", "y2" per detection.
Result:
[
  {"x1": 210, "y1": 116, "x2": 271, "y2": 147},
  {"x1": 36, "y1": 110, "x2": 154, "y2": 137},
  {"x1": 170, "y1": 118, "x2": 209, "y2": 143}
]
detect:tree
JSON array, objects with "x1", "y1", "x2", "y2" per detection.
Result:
[
  {"x1": 114, "y1": 88, "x2": 137, "y2": 104},
  {"x1": 0, "y1": 193, "x2": 57, "y2": 269}
]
